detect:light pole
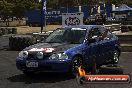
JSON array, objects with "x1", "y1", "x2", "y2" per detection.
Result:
[
  {"x1": 66, "y1": 0, "x2": 69, "y2": 13},
  {"x1": 76, "y1": 0, "x2": 81, "y2": 12}
]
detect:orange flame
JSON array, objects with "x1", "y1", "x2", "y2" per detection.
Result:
[{"x1": 78, "y1": 66, "x2": 86, "y2": 76}]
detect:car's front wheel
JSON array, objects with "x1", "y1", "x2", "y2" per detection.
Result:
[
  {"x1": 111, "y1": 50, "x2": 120, "y2": 64},
  {"x1": 72, "y1": 56, "x2": 83, "y2": 74}
]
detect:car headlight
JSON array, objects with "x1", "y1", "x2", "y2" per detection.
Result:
[
  {"x1": 19, "y1": 51, "x2": 28, "y2": 59},
  {"x1": 49, "y1": 53, "x2": 68, "y2": 60},
  {"x1": 37, "y1": 52, "x2": 43, "y2": 59}
]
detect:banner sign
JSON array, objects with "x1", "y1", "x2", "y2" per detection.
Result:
[
  {"x1": 62, "y1": 12, "x2": 84, "y2": 26},
  {"x1": 42, "y1": 0, "x2": 46, "y2": 13},
  {"x1": 41, "y1": 0, "x2": 46, "y2": 22}
]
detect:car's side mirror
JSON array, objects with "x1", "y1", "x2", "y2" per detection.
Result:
[
  {"x1": 88, "y1": 35, "x2": 98, "y2": 43},
  {"x1": 85, "y1": 35, "x2": 97, "y2": 44},
  {"x1": 84, "y1": 38, "x2": 96, "y2": 44},
  {"x1": 88, "y1": 38, "x2": 96, "y2": 44}
]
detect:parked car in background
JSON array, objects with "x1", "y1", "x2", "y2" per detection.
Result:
[{"x1": 16, "y1": 25, "x2": 121, "y2": 75}]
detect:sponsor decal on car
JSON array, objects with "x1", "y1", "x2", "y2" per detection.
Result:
[{"x1": 29, "y1": 48, "x2": 55, "y2": 52}]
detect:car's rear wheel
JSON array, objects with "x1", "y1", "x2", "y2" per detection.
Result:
[
  {"x1": 111, "y1": 50, "x2": 120, "y2": 64},
  {"x1": 72, "y1": 56, "x2": 83, "y2": 74}
]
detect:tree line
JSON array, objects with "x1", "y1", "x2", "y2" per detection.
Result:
[
  {"x1": 0, "y1": 0, "x2": 40, "y2": 20},
  {"x1": 47, "y1": 0, "x2": 132, "y2": 8},
  {"x1": 0, "y1": 0, "x2": 132, "y2": 20}
]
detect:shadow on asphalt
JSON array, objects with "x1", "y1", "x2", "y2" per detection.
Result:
[{"x1": 7, "y1": 73, "x2": 75, "y2": 84}]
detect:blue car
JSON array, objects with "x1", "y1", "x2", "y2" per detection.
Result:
[{"x1": 16, "y1": 25, "x2": 121, "y2": 75}]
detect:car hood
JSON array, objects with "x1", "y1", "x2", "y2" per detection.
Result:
[{"x1": 23, "y1": 43, "x2": 79, "y2": 53}]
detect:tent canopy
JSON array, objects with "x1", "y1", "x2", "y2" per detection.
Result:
[{"x1": 113, "y1": 4, "x2": 132, "y2": 12}]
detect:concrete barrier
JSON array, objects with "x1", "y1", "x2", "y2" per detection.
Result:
[
  {"x1": 116, "y1": 33, "x2": 132, "y2": 44},
  {"x1": 121, "y1": 44, "x2": 132, "y2": 52},
  {"x1": 116, "y1": 32, "x2": 132, "y2": 52},
  {"x1": 120, "y1": 25, "x2": 132, "y2": 32}
]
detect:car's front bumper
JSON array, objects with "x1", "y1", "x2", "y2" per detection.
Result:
[{"x1": 16, "y1": 57, "x2": 72, "y2": 73}]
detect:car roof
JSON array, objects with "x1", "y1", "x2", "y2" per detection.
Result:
[{"x1": 63, "y1": 25, "x2": 104, "y2": 29}]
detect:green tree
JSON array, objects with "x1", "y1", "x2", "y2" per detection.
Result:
[{"x1": 0, "y1": 0, "x2": 132, "y2": 21}]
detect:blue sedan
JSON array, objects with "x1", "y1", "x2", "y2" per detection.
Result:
[{"x1": 16, "y1": 25, "x2": 121, "y2": 75}]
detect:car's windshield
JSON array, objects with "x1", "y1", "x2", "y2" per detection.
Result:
[{"x1": 44, "y1": 28, "x2": 87, "y2": 44}]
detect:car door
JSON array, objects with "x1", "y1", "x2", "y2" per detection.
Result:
[
  {"x1": 98, "y1": 26, "x2": 113, "y2": 64},
  {"x1": 83, "y1": 27, "x2": 102, "y2": 67}
]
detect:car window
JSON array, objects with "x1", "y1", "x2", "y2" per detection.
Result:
[
  {"x1": 99, "y1": 27, "x2": 109, "y2": 40},
  {"x1": 44, "y1": 28, "x2": 86, "y2": 44},
  {"x1": 87, "y1": 27, "x2": 101, "y2": 40}
]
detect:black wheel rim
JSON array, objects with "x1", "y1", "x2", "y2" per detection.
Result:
[
  {"x1": 113, "y1": 50, "x2": 119, "y2": 63},
  {"x1": 72, "y1": 57, "x2": 82, "y2": 73}
]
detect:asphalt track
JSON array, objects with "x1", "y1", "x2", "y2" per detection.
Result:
[{"x1": 0, "y1": 36, "x2": 132, "y2": 88}]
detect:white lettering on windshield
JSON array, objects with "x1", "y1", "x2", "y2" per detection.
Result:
[{"x1": 71, "y1": 28, "x2": 86, "y2": 30}]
